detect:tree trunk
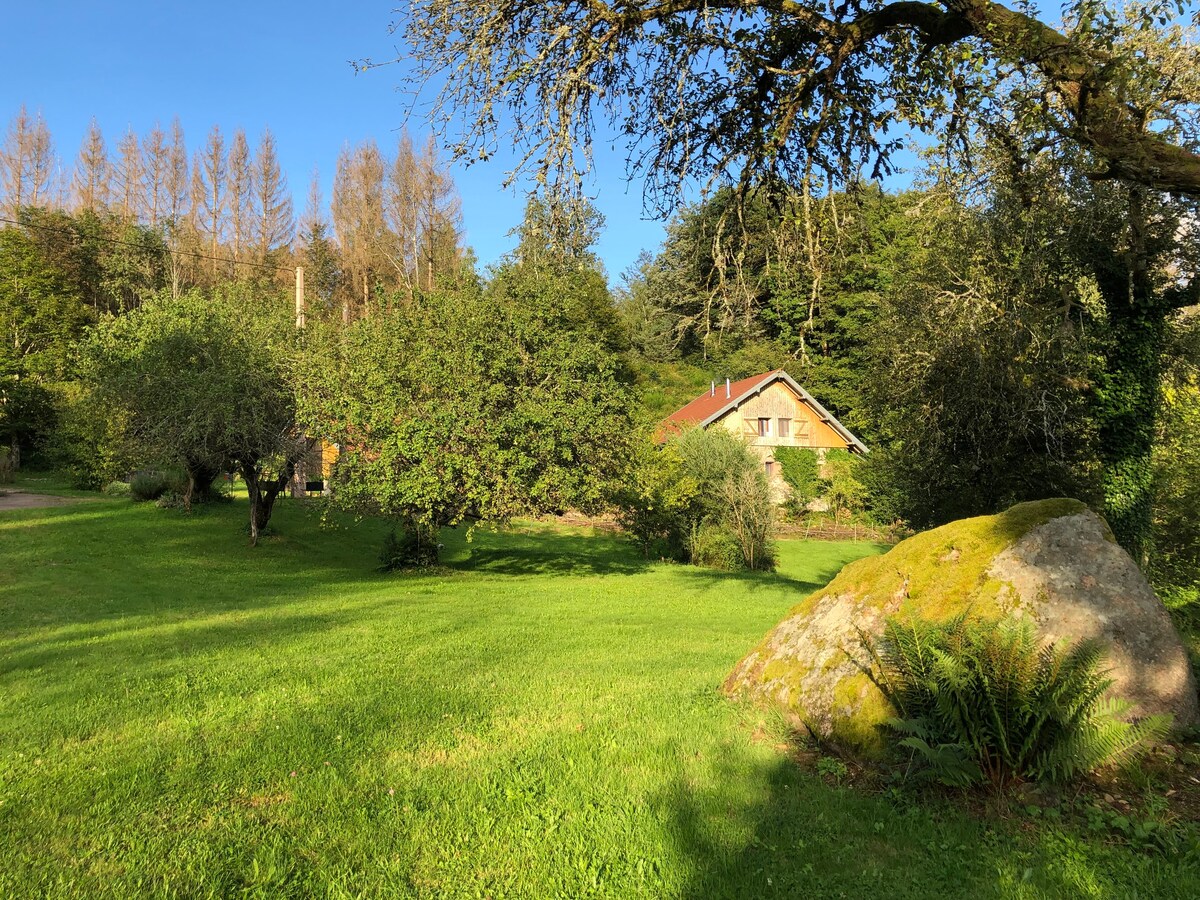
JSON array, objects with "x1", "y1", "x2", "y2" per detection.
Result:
[
  {"x1": 1096, "y1": 306, "x2": 1164, "y2": 565},
  {"x1": 1092, "y1": 191, "x2": 1165, "y2": 565},
  {"x1": 241, "y1": 458, "x2": 299, "y2": 546},
  {"x1": 183, "y1": 458, "x2": 221, "y2": 511}
]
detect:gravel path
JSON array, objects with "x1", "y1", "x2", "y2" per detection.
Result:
[{"x1": 0, "y1": 489, "x2": 81, "y2": 510}]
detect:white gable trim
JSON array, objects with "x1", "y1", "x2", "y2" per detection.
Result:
[{"x1": 697, "y1": 371, "x2": 868, "y2": 453}]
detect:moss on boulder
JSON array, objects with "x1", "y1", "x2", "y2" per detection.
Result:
[{"x1": 723, "y1": 499, "x2": 1199, "y2": 754}]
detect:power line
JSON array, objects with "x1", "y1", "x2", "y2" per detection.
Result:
[{"x1": 0, "y1": 215, "x2": 297, "y2": 274}]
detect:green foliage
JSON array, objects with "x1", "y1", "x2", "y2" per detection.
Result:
[
  {"x1": 300, "y1": 277, "x2": 633, "y2": 561},
  {"x1": 822, "y1": 449, "x2": 868, "y2": 521},
  {"x1": 492, "y1": 198, "x2": 629, "y2": 356},
  {"x1": 40, "y1": 381, "x2": 130, "y2": 489},
  {"x1": 1151, "y1": 316, "x2": 1200, "y2": 591},
  {"x1": 865, "y1": 614, "x2": 1169, "y2": 787},
  {"x1": 617, "y1": 428, "x2": 775, "y2": 570},
  {"x1": 719, "y1": 465, "x2": 777, "y2": 571},
  {"x1": 614, "y1": 437, "x2": 699, "y2": 560},
  {"x1": 686, "y1": 522, "x2": 743, "y2": 571},
  {"x1": 860, "y1": 178, "x2": 1103, "y2": 529},
  {"x1": 0, "y1": 372, "x2": 57, "y2": 471},
  {"x1": 622, "y1": 185, "x2": 919, "y2": 433},
  {"x1": 815, "y1": 756, "x2": 850, "y2": 783},
  {"x1": 379, "y1": 524, "x2": 441, "y2": 571},
  {"x1": 102, "y1": 480, "x2": 132, "y2": 497},
  {"x1": 86, "y1": 286, "x2": 304, "y2": 540},
  {"x1": 130, "y1": 470, "x2": 182, "y2": 502},
  {"x1": 773, "y1": 447, "x2": 820, "y2": 506}
]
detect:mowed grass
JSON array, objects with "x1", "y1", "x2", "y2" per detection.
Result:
[{"x1": 1, "y1": 497, "x2": 1196, "y2": 898}]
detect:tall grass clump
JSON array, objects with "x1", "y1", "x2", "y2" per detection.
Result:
[{"x1": 862, "y1": 613, "x2": 1169, "y2": 787}]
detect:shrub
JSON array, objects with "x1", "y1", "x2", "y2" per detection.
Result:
[
  {"x1": 103, "y1": 480, "x2": 132, "y2": 497},
  {"x1": 720, "y1": 467, "x2": 776, "y2": 570},
  {"x1": 687, "y1": 523, "x2": 743, "y2": 571},
  {"x1": 130, "y1": 470, "x2": 182, "y2": 502},
  {"x1": 616, "y1": 428, "x2": 777, "y2": 570},
  {"x1": 614, "y1": 438, "x2": 699, "y2": 560},
  {"x1": 379, "y1": 523, "x2": 441, "y2": 571},
  {"x1": 863, "y1": 613, "x2": 1169, "y2": 787},
  {"x1": 822, "y1": 449, "x2": 868, "y2": 521},
  {"x1": 37, "y1": 383, "x2": 130, "y2": 489}
]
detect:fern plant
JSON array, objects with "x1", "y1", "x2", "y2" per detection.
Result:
[{"x1": 862, "y1": 614, "x2": 1169, "y2": 787}]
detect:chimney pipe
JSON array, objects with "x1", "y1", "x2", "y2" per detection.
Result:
[
  {"x1": 725, "y1": 378, "x2": 731, "y2": 399},
  {"x1": 710, "y1": 380, "x2": 715, "y2": 397}
]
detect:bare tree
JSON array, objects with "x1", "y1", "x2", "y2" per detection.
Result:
[
  {"x1": 0, "y1": 105, "x2": 57, "y2": 219},
  {"x1": 384, "y1": 129, "x2": 420, "y2": 290},
  {"x1": 414, "y1": 135, "x2": 463, "y2": 290},
  {"x1": 72, "y1": 118, "x2": 110, "y2": 214},
  {"x1": 253, "y1": 127, "x2": 294, "y2": 263},
  {"x1": 298, "y1": 166, "x2": 325, "y2": 239},
  {"x1": 388, "y1": 0, "x2": 1200, "y2": 202},
  {"x1": 193, "y1": 125, "x2": 228, "y2": 275},
  {"x1": 163, "y1": 118, "x2": 189, "y2": 226},
  {"x1": 163, "y1": 118, "x2": 193, "y2": 296},
  {"x1": 227, "y1": 128, "x2": 253, "y2": 271},
  {"x1": 113, "y1": 129, "x2": 145, "y2": 222},
  {"x1": 142, "y1": 123, "x2": 169, "y2": 228},
  {"x1": 331, "y1": 140, "x2": 387, "y2": 310}
]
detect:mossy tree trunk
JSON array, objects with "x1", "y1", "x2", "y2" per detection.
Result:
[
  {"x1": 1090, "y1": 190, "x2": 1185, "y2": 564},
  {"x1": 1094, "y1": 298, "x2": 1165, "y2": 565}
]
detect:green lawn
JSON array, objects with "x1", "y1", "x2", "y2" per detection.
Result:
[{"x1": 1, "y1": 495, "x2": 1196, "y2": 898}]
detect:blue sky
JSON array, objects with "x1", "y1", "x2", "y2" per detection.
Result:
[{"x1": 0, "y1": 2, "x2": 672, "y2": 281}]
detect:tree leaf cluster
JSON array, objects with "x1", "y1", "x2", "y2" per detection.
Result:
[{"x1": 298, "y1": 268, "x2": 634, "y2": 553}]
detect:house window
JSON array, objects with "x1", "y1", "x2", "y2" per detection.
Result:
[
  {"x1": 757, "y1": 417, "x2": 771, "y2": 437},
  {"x1": 777, "y1": 418, "x2": 791, "y2": 438},
  {"x1": 765, "y1": 460, "x2": 775, "y2": 478}
]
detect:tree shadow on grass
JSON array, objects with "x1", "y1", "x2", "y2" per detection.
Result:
[
  {"x1": 667, "y1": 558, "x2": 864, "y2": 598},
  {"x1": 661, "y1": 748, "x2": 1193, "y2": 899},
  {"x1": 446, "y1": 528, "x2": 651, "y2": 577},
  {"x1": 0, "y1": 500, "x2": 392, "y2": 632}
]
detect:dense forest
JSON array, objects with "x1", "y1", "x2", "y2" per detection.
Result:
[{"x1": 1, "y1": 105, "x2": 1197, "y2": 598}]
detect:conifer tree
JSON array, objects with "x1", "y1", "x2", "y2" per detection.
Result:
[
  {"x1": 226, "y1": 128, "x2": 253, "y2": 271},
  {"x1": 142, "y1": 123, "x2": 169, "y2": 228},
  {"x1": 163, "y1": 118, "x2": 189, "y2": 226},
  {"x1": 0, "y1": 106, "x2": 57, "y2": 220},
  {"x1": 113, "y1": 129, "x2": 145, "y2": 222},
  {"x1": 331, "y1": 140, "x2": 387, "y2": 311},
  {"x1": 414, "y1": 135, "x2": 462, "y2": 290},
  {"x1": 72, "y1": 118, "x2": 110, "y2": 214},
  {"x1": 253, "y1": 128, "x2": 294, "y2": 264},
  {"x1": 385, "y1": 129, "x2": 419, "y2": 290},
  {"x1": 193, "y1": 125, "x2": 228, "y2": 276}
]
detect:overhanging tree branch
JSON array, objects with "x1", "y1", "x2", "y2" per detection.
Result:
[{"x1": 391, "y1": 0, "x2": 1200, "y2": 200}]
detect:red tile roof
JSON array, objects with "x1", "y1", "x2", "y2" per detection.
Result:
[{"x1": 664, "y1": 370, "x2": 783, "y2": 428}]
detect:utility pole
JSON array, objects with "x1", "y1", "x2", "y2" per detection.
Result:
[
  {"x1": 291, "y1": 265, "x2": 308, "y2": 499},
  {"x1": 294, "y1": 266, "x2": 306, "y2": 329}
]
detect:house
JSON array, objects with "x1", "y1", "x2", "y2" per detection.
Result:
[{"x1": 661, "y1": 369, "x2": 867, "y2": 498}]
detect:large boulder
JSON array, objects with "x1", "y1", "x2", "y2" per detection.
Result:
[{"x1": 724, "y1": 499, "x2": 1199, "y2": 753}]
